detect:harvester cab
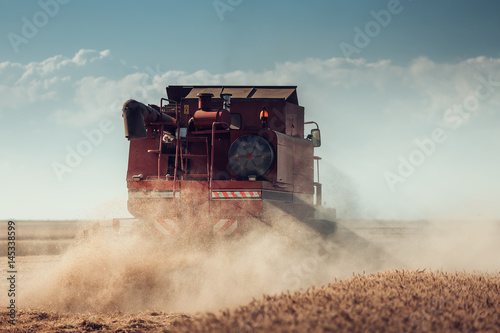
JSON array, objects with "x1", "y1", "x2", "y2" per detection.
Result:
[{"x1": 119, "y1": 85, "x2": 336, "y2": 237}]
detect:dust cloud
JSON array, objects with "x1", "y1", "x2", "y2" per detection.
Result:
[
  {"x1": 18, "y1": 216, "x2": 500, "y2": 314},
  {"x1": 19, "y1": 218, "x2": 325, "y2": 313}
]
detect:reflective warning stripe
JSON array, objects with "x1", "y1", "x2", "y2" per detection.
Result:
[
  {"x1": 211, "y1": 191, "x2": 261, "y2": 199},
  {"x1": 154, "y1": 218, "x2": 180, "y2": 236},
  {"x1": 213, "y1": 219, "x2": 238, "y2": 236}
]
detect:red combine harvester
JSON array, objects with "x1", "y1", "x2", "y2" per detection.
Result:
[{"x1": 120, "y1": 85, "x2": 336, "y2": 237}]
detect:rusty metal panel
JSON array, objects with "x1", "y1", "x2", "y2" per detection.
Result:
[
  {"x1": 261, "y1": 181, "x2": 293, "y2": 192},
  {"x1": 251, "y1": 88, "x2": 295, "y2": 100},
  {"x1": 277, "y1": 144, "x2": 292, "y2": 183},
  {"x1": 221, "y1": 87, "x2": 253, "y2": 98},
  {"x1": 285, "y1": 103, "x2": 304, "y2": 138},
  {"x1": 293, "y1": 137, "x2": 314, "y2": 193},
  {"x1": 229, "y1": 100, "x2": 286, "y2": 131},
  {"x1": 185, "y1": 87, "x2": 222, "y2": 99},
  {"x1": 167, "y1": 85, "x2": 299, "y2": 104},
  {"x1": 276, "y1": 132, "x2": 293, "y2": 184},
  {"x1": 262, "y1": 190, "x2": 293, "y2": 202},
  {"x1": 127, "y1": 134, "x2": 161, "y2": 180}
]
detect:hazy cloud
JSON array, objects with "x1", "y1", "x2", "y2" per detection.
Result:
[
  {"x1": 2, "y1": 49, "x2": 499, "y2": 125},
  {"x1": 1, "y1": 50, "x2": 499, "y2": 219}
]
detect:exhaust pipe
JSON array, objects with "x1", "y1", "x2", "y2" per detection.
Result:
[{"x1": 122, "y1": 99, "x2": 176, "y2": 140}]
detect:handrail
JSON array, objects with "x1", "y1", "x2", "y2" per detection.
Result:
[
  {"x1": 209, "y1": 122, "x2": 230, "y2": 199},
  {"x1": 160, "y1": 98, "x2": 179, "y2": 195},
  {"x1": 304, "y1": 120, "x2": 319, "y2": 129}
]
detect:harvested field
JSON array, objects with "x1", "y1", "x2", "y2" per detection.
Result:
[{"x1": 1, "y1": 270, "x2": 499, "y2": 332}]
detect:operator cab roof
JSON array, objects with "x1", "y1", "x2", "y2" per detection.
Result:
[{"x1": 166, "y1": 85, "x2": 299, "y2": 105}]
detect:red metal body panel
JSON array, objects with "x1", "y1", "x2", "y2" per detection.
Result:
[{"x1": 123, "y1": 86, "x2": 320, "y2": 236}]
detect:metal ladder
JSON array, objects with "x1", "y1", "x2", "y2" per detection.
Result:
[
  {"x1": 179, "y1": 136, "x2": 209, "y2": 180},
  {"x1": 146, "y1": 98, "x2": 181, "y2": 194},
  {"x1": 150, "y1": 99, "x2": 209, "y2": 186}
]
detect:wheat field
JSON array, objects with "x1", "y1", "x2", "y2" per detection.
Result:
[
  {"x1": 1, "y1": 220, "x2": 499, "y2": 332},
  {"x1": 1, "y1": 270, "x2": 499, "y2": 332}
]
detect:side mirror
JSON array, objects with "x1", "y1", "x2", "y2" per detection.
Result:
[{"x1": 311, "y1": 129, "x2": 321, "y2": 147}]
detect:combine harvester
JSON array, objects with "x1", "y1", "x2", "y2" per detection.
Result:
[{"x1": 116, "y1": 85, "x2": 336, "y2": 238}]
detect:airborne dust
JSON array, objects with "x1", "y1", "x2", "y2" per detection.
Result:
[{"x1": 16, "y1": 214, "x2": 500, "y2": 314}]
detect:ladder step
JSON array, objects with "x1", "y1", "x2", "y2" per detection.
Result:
[
  {"x1": 148, "y1": 152, "x2": 180, "y2": 156},
  {"x1": 182, "y1": 154, "x2": 207, "y2": 158},
  {"x1": 182, "y1": 137, "x2": 207, "y2": 141},
  {"x1": 178, "y1": 135, "x2": 209, "y2": 181},
  {"x1": 149, "y1": 122, "x2": 178, "y2": 126}
]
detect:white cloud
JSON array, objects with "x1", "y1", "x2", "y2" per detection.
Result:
[
  {"x1": 3, "y1": 49, "x2": 499, "y2": 125},
  {"x1": 72, "y1": 49, "x2": 110, "y2": 66},
  {"x1": 2, "y1": 50, "x2": 500, "y2": 220}
]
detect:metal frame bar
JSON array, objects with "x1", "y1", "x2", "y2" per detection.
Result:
[
  {"x1": 210, "y1": 122, "x2": 230, "y2": 200},
  {"x1": 306, "y1": 121, "x2": 322, "y2": 206},
  {"x1": 159, "y1": 98, "x2": 179, "y2": 194}
]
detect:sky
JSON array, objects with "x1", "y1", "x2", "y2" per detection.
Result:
[{"x1": 1, "y1": 0, "x2": 500, "y2": 220}]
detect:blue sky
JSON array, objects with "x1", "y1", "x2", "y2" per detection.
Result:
[{"x1": 1, "y1": 0, "x2": 500, "y2": 220}]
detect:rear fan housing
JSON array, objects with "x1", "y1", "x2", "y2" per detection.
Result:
[{"x1": 228, "y1": 134, "x2": 275, "y2": 178}]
